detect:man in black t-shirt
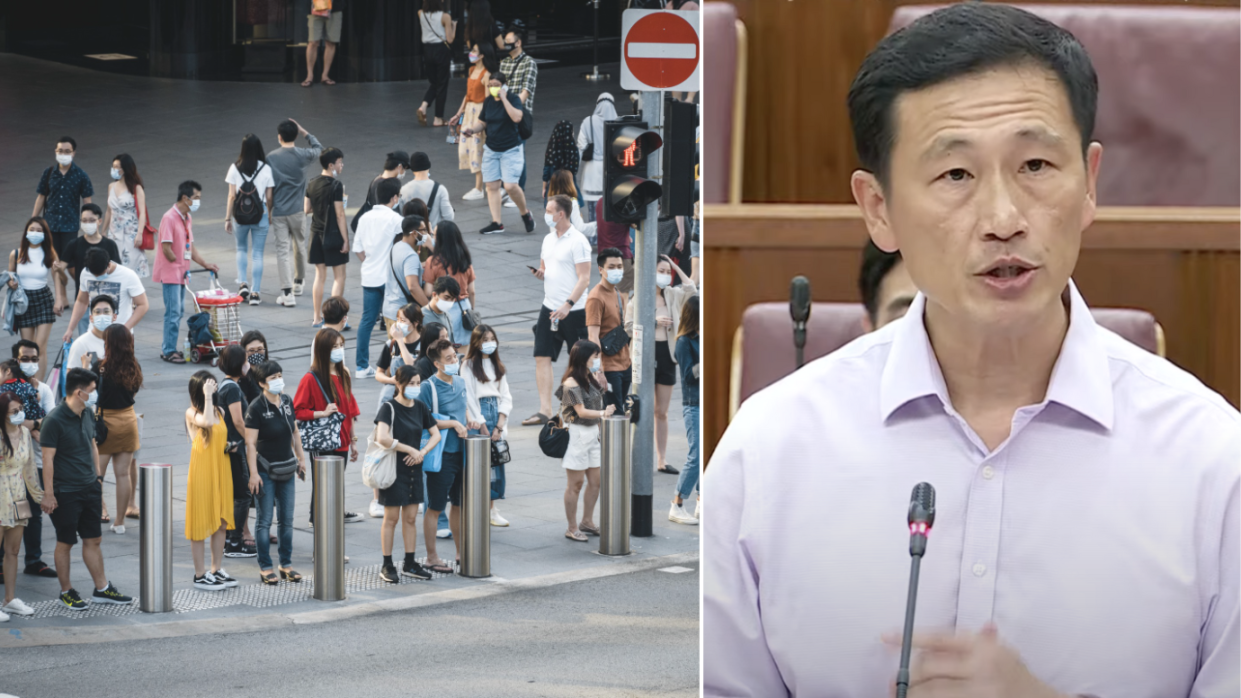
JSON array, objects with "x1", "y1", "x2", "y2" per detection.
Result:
[
  {"x1": 305, "y1": 147, "x2": 351, "y2": 325},
  {"x1": 462, "y1": 73, "x2": 535, "y2": 235},
  {"x1": 62, "y1": 204, "x2": 121, "y2": 334}
]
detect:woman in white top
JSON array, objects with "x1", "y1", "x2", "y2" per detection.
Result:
[
  {"x1": 577, "y1": 93, "x2": 619, "y2": 223},
  {"x1": 224, "y1": 134, "x2": 275, "y2": 307},
  {"x1": 417, "y1": 0, "x2": 458, "y2": 127},
  {"x1": 101, "y1": 154, "x2": 150, "y2": 278},
  {"x1": 6, "y1": 217, "x2": 64, "y2": 381},
  {"x1": 461, "y1": 324, "x2": 513, "y2": 527},
  {"x1": 0, "y1": 392, "x2": 42, "y2": 620}
]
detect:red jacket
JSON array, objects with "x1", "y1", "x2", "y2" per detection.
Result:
[{"x1": 293, "y1": 372, "x2": 360, "y2": 448}]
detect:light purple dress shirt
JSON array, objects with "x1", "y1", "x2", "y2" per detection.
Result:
[{"x1": 704, "y1": 282, "x2": 1239, "y2": 698}]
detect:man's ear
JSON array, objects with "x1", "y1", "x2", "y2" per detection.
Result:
[{"x1": 850, "y1": 170, "x2": 897, "y2": 253}]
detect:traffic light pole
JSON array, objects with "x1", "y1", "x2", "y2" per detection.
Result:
[{"x1": 630, "y1": 91, "x2": 663, "y2": 538}]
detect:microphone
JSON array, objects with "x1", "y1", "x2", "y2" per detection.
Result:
[
  {"x1": 789, "y1": 276, "x2": 811, "y2": 370},
  {"x1": 896, "y1": 482, "x2": 936, "y2": 698}
]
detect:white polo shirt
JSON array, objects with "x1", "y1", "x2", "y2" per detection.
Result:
[{"x1": 540, "y1": 226, "x2": 592, "y2": 311}]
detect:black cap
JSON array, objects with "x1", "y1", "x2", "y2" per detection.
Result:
[
  {"x1": 390, "y1": 150, "x2": 411, "y2": 169},
  {"x1": 410, "y1": 151, "x2": 431, "y2": 172}
]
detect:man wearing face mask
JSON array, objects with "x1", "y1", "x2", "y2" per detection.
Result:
[
  {"x1": 63, "y1": 248, "x2": 148, "y2": 347},
  {"x1": 154, "y1": 181, "x2": 219, "y2": 364},
  {"x1": 41, "y1": 368, "x2": 135, "y2": 610},
  {"x1": 462, "y1": 73, "x2": 535, "y2": 235},
  {"x1": 498, "y1": 26, "x2": 537, "y2": 198},
  {"x1": 33, "y1": 137, "x2": 93, "y2": 308},
  {"x1": 398, "y1": 152, "x2": 455, "y2": 228},
  {"x1": 68, "y1": 296, "x2": 115, "y2": 373},
  {"x1": 61, "y1": 205, "x2": 121, "y2": 337},
  {"x1": 586, "y1": 248, "x2": 631, "y2": 414},
  {"x1": 352, "y1": 178, "x2": 405, "y2": 377},
  {"x1": 421, "y1": 277, "x2": 467, "y2": 347}
]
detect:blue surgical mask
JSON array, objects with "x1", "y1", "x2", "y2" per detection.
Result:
[
  {"x1": 591, "y1": 358, "x2": 602, "y2": 372},
  {"x1": 469, "y1": 52, "x2": 480, "y2": 63},
  {"x1": 443, "y1": 362, "x2": 459, "y2": 376},
  {"x1": 544, "y1": 213, "x2": 556, "y2": 229},
  {"x1": 481, "y1": 341, "x2": 497, "y2": 355},
  {"x1": 267, "y1": 378, "x2": 285, "y2": 394},
  {"x1": 110, "y1": 168, "x2": 122, "y2": 181},
  {"x1": 9, "y1": 411, "x2": 25, "y2": 426},
  {"x1": 25, "y1": 231, "x2": 44, "y2": 246},
  {"x1": 85, "y1": 390, "x2": 98, "y2": 407},
  {"x1": 189, "y1": 199, "x2": 201, "y2": 213},
  {"x1": 92, "y1": 315, "x2": 112, "y2": 331},
  {"x1": 403, "y1": 386, "x2": 418, "y2": 400},
  {"x1": 330, "y1": 348, "x2": 345, "y2": 364},
  {"x1": 605, "y1": 269, "x2": 623, "y2": 285}
]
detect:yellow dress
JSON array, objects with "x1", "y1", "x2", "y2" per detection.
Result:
[{"x1": 184, "y1": 413, "x2": 234, "y2": 541}]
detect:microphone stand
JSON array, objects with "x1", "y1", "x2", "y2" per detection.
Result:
[
  {"x1": 895, "y1": 534, "x2": 926, "y2": 698},
  {"x1": 581, "y1": 0, "x2": 611, "y2": 81},
  {"x1": 793, "y1": 323, "x2": 806, "y2": 370}
]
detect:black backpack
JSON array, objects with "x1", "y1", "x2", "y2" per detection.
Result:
[{"x1": 232, "y1": 162, "x2": 266, "y2": 226}]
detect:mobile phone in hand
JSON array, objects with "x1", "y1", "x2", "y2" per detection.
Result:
[{"x1": 527, "y1": 265, "x2": 539, "y2": 273}]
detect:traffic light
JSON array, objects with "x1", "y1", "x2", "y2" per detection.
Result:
[
  {"x1": 660, "y1": 97, "x2": 697, "y2": 217},
  {"x1": 603, "y1": 119, "x2": 663, "y2": 224}
]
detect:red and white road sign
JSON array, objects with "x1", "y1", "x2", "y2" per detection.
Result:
[{"x1": 621, "y1": 9, "x2": 701, "y2": 92}]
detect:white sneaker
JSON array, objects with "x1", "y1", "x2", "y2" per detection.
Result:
[
  {"x1": 356, "y1": 366, "x2": 377, "y2": 379},
  {"x1": 503, "y1": 199, "x2": 518, "y2": 209},
  {"x1": 419, "y1": 502, "x2": 425, "y2": 514},
  {"x1": 277, "y1": 292, "x2": 296, "y2": 307},
  {"x1": 490, "y1": 508, "x2": 509, "y2": 527},
  {"x1": 669, "y1": 502, "x2": 699, "y2": 525},
  {"x1": 462, "y1": 188, "x2": 485, "y2": 201},
  {"x1": 0, "y1": 608, "x2": 9, "y2": 622},
  {"x1": 368, "y1": 500, "x2": 384, "y2": 518},
  {"x1": 694, "y1": 499, "x2": 701, "y2": 519},
  {"x1": 194, "y1": 574, "x2": 225, "y2": 591},
  {"x1": 293, "y1": 282, "x2": 304, "y2": 296},
  {"x1": 110, "y1": 524, "x2": 125, "y2": 535},
  {"x1": 2, "y1": 598, "x2": 34, "y2": 616},
  {"x1": 211, "y1": 568, "x2": 240, "y2": 588},
  {"x1": 436, "y1": 528, "x2": 452, "y2": 539}
]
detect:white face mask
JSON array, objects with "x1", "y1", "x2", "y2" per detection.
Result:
[
  {"x1": 81, "y1": 222, "x2": 98, "y2": 235},
  {"x1": 19, "y1": 361, "x2": 38, "y2": 377},
  {"x1": 330, "y1": 347, "x2": 346, "y2": 364},
  {"x1": 544, "y1": 213, "x2": 557, "y2": 229},
  {"x1": 656, "y1": 273, "x2": 672, "y2": 289},
  {"x1": 403, "y1": 386, "x2": 418, "y2": 400},
  {"x1": 56, "y1": 153, "x2": 73, "y2": 166},
  {"x1": 605, "y1": 269, "x2": 623, "y2": 285},
  {"x1": 84, "y1": 390, "x2": 98, "y2": 407},
  {"x1": 480, "y1": 341, "x2": 497, "y2": 355},
  {"x1": 9, "y1": 411, "x2": 25, "y2": 425},
  {"x1": 591, "y1": 358, "x2": 602, "y2": 372},
  {"x1": 394, "y1": 322, "x2": 411, "y2": 337},
  {"x1": 189, "y1": 199, "x2": 201, "y2": 213},
  {"x1": 266, "y1": 378, "x2": 285, "y2": 394},
  {"x1": 110, "y1": 167, "x2": 122, "y2": 181},
  {"x1": 26, "y1": 231, "x2": 45, "y2": 246}
]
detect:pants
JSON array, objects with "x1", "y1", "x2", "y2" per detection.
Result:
[
  {"x1": 255, "y1": 469, "x2": 295, "y2": 570},
  {"x1": 467, "y1": 396, "x2": 505, "y2": 500},
  {"x1": 161, "y1": 283, "x2": 185, "y2": 356},
  {"x1": 270, "y1": 213, "x2": 307, "y2": 289},
  {"x1": 234, "y1": 215, "x2": 270, "y2": 294},
  {"x1": 604, "y1": 368, "x2": 632, "y2": 413},
  {"x1": 227, "y1": 450, "x2": 251, "y2": 545},
  {"x1": 355, "y1": 285, "x2": 385, "y2": 370},
  {"x1": 308, "y1": 449, "x2": 348, "y2": 524},
  {"x1": 422, "y1": 42, "x2": 452, "y2": 120},
  {"x1": 675, "y1": 404, "x2": 700, "y2": 499},
  {"x1": 0, "y1": 468, "x2": 44, "y2": 565}
]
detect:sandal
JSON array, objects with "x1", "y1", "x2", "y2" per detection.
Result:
[
  {"x1": 279, "y1": 567, "x2": 303, "y2": 583},
  {"x1": 259, "y1": 570, "x2": 279, "y2": 585},
  {"x1": 565, "y1": 530, "x2": 588, "y2": 542},
  {"x1": 161, "y1": 352, "x2": 186, "y2": 364},
  {"x1": 521, "y1": 412, "x2": 550, "y2": 427},
  {"x1": 427, "y1": 560, "x2": 453, "y2": 574},
  {"x1": 301, "y1": 77, "x2": 313, "y2": 87},
  {"x1": 658, "y1": 465, "x2": 680, "y2": 475},
  {"x1": 417, "y1": 108, "x2": 428, "y2": 127},
  {"x1": 125, "y1": 510, "x2": 140, "y2": 520},
  {"x1": 579, "y1": 523, "x2": 600, "y2": 537},
  {"x1": 100, "y1": 513, "x2": 111, "y2": 524},
  {"x1": 322, "y1": 77, "x2": 336, "y2": 86}
]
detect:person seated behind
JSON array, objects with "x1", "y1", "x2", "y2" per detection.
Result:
[
  {"x1": 68, "y1": 295, "x2": 116, "y2": 370},
  {"x1": 858, "y1": 239, "x2": 919, "y2": 332}
]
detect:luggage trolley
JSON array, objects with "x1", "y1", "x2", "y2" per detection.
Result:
[{"x1": 187, "y1": 271, "x2": 244, "y2": 366}]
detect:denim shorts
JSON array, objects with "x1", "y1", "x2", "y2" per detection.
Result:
[{"x1": 481, "y1": 145, "x2": 523, "y2": 184}]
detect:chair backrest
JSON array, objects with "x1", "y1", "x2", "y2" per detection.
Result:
[
  {"x1": 733, "y1": 301, "x2": 1162, "y2": 413},
  {"x1": 889, "y1": 4, "x2": 1240, "y2": 206},
  {"x1": 702, "y1": 3, "x2": 746, "y2": 204}
]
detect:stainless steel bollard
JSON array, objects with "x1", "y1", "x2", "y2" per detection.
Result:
[
  {"x1": 460, "y1": 436, "x2": 492, "y2": 578},
  {"x1": 312, "y1": 454, "x2": 346, "y2": 601},
  {"x1": 600, "y1": 416, "x2": 632, "y2": 555},
  {"x1": 139, "y1": 463, "x2": 173, "y2": 613}
]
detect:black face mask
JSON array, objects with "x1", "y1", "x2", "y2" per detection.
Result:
[
  {"x1": 503, "y1": 43, "x2": 517, "y2": 53},
  {"x1": 247, "y1": 353, "x2": 266, "y2": 366}
]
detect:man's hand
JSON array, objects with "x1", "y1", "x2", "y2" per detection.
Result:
[
  {"x1": 883, "y1": 625, "x2": 1066, "y2": 698},
  {"x1": 206, "y1": 263, "x2": 220, "y2": 274},
  {"x1": 41, "y1": 491, "x2": 57, "y2": 514},
  {"x1": 290, "y1": 118, "x2": 308, "y2": 136},
  {"x1": 350, "y1": 444, "x2": 359, "y2": 462},
  {"x1": 531, "y1": 267, "x2": 545, "y2": 280},
  {"x1": 550, "y1": 304, "x2": 570, "y2": 321}
]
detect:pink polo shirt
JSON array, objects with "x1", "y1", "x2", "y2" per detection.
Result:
[{"x1": 152, "y1": 205, "x2": 193, "y2": 285}]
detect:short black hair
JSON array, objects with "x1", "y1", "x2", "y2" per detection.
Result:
[
  {"x1": 384, "y1": 151, "x2": 411, "y2": 171},
  {"x1": 57, "y1": 136, "x2": 77, "y2": 151},
  {"x1": 505, "y1": 25, "x2": 527, "y2": 46},
  {"x1": 376, "y1": 177, "x2": 403, "y2": 205},
  {"x1": 177, "y1": 180, "x2": 201, "y2": 202},
  {"x1": 320, "y1": 147, "x2": 344, "y2": 169},
  {"x1": 218, "y1": 344, "x2": 246, "y2": 378},
  {"x1": 858, "y1": 239, "x2": 904, "y2": 326},
  {"x1": 65, "y1": 367, "x2": 97, "y2": 396},
  {"x1": 847, "y1": 2, "x2": 1098, "y2": 188},
  {"x1": 81, "y1": 203, "x2": 103, "y2": 219},
  {"x1": 277, "y1": 120, "x2": 298, "y2": 143},
  {"x1": 85, "y1": 247, "x2": 111, "y2": 276},
  {"x1": 322, "y1": 296, "x2": 350, "y2": 325},
  {"x1": 253, "y1": 360, "x2": 283, "y2": 385},
  {"x1": 433, "y1": 276, "x2": 461, "y2": 299},
  {"x1": 12, "y1": 339, "x2": 39, "y2": 359},
  {"x1": 90, "y1": 294, "x2": 118, "y2": 313},
  {"x1": 401, "y1": 214, "x2": 428, "y2": 235},
  {"x1": 597, "y1": 247, "x2": 623, "y2": 268},
  {"x1": 429, "y1": 338, "x2": 455, "y2": 363}
]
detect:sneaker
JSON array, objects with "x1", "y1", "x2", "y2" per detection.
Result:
[
  {"x1": 368, "y1": 500, "x2": 384, "y2": 518},
  {"x1": 238, "y1": 285, "x2": 251, "y2": 301},
  {"x1": 669, "y1": 502, "x2": 699, "y2": 525},
  {"x1": 60, "y1": 589, "x2": 88, "y2": 610},
  {"x1": 380, "y1": 564, "x2": 400, "y2": 583},
  {"x1": 241, "y1": 542, "x2": 258, "y2": 557},
  {"x1": 504, "y1": 199, "x2": 518, "y2": 209},
  {"x1": 92, "y1": 583, "x2": 135, "y2": 604},
  {"x1": 490, "y1": 508, "x2": 509, "y2": 527},
  {"x1": 402, "y1": 560, "x2": 432, "y2": 580},
  {"x1": 211, "y1": 569, "x2": 239, "y2": 588},
  {"x1": 436, "y1": 527, "x2": 452, "y2": 539},
  {"x1": 0, "y1": 608, "x2": 9, "y2": 622},
  {"x1": 462, "y1": 188, "x2": 485, "y2": 201},
  {"x1": 694, "y1": 499, "x2": 701, "y2": 519},
  {"x1": 224, "y1": 540, "x2": 256, "y2": 558},
  {"x1": 23, "y1": 561, "x2": 57, "y2": 578},
  {"x1": 522, "y1": 212, "x2": 536, "y2": 233},
  {"x1": 249, "y1": 294, "x2": 261, "y2": 306},
  {"x1": 479, "y1": 221, "x2": 504, "y2": 235},
  {"x1": 110, "y1": 523, "x2": 125, "y2": 535},
  {"x1": 357, "y1": 366, "x2": 376, "y2": 379},
  {"x1": 418, "y1": 502, "x2": 425, "y2": 514},
  {"x1": 344, "y1": 511, "x2": 363, "y2": 523},
  {"x1": 194, "y1": 574, "x2": 225, "y2": 591},
  {"x1": 276, "y1": 292, "x2": 296, "y2": 307},
  {"x1": 293, "y1": 281, "x2": 304, "y2": 296},
  {"x1": 2, "y1": 598, "x2": 34, "y2": 616}
]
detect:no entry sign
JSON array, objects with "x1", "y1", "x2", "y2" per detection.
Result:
[{"x1": 621, "y1": 9, "x2": 701, "y2": 92}]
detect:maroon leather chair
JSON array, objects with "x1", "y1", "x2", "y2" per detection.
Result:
[
  {"x1": 731, "y1": 302, "x2": 1163, "y2": 416},
  {"x1": 702, "y1": 3, "x2": 747, "y2": 204},
  {"x1": 890, "y1": 4, "x2": 1240, "y2": 206}
]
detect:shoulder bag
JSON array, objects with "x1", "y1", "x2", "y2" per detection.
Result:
[
  {"x1": 297, "y1": 373, "x2": 345, "y2": 453},
  {"x1": 581, "y1": 116, "x2": 595, "y2": 161},
  {"x1": 461, "y1": 296, "x2": 482, "y2": 333},
  {"x1": 421, "y1": 381, "x2": 449, "y2": 473},
  {"x1": 361, "y1": 402, "x2": 400, "y2": 490},
  {"x1": 600, "y1": 290, "x2": 630, "y2": 356},
  {"x1": 538, "y1": 413, "x2": 569, "y2": 459}
]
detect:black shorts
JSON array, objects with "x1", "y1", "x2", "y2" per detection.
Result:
[
  {"x1": 49, "y1": 482, "x2": 103, "y2": 545},
  {"x1": 377, "y1": 458, "x2": 425, "y2": 508},
  {"x1": 309, "y1": 230, "x2": 350, "y2": 267},
  {"x1": 654, "y1": 340, "x2": 677, "y2": 386},
  {"x1": 425, "y1": 450, "x2": 463, "y2": 511},
  {"x1": 533, "y1": 306, "x2": 588, "y2": 361}
]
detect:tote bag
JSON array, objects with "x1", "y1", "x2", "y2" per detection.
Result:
[
  {"x1": 421, "y1": 381, "x2": 450, "y2": 473},
  {"x1": 361, "y1": 403, "x2": 400, "y2": 490},
  {"x1": 298, "y1": 373, "x2": 345, "y2": 453}
]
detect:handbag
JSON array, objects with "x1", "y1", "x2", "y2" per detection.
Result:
[
  {"x1": 361, "y1": 403, "x2": 400, "y2": 490},
  {"x1": 298, "y1": 373, "x2": 345, "y2": 453},
  {"x1": 94, "y1": 408, "x2": 108, "y2": 446},
  {"x1": 312, "y1": 0, "x2": 333, "y2": 17},
  {"x1": 421, "y1": 380, "x2": 450, "y2": 473},
  {"x1": 539, "y1": 414, "x2": 570, "y2": 459},
  {"x1": 490, "y1": 438, "x2": 511, "y2": 465},
  {"x1": 581, "y1": 116, "x2": 595, "y2": 161},
  {"x1": 15, "y1": 498, "x2": 32, "y2": 520},
  {"x1": 461, "y1": 301, "x2": 482, "y2": 333},
  {"x1": 138, "y1": 205, "x2": 157, "y2": 251},
  {"x1": 600, "y1": 290, "x2": 629, "y2": 356}
]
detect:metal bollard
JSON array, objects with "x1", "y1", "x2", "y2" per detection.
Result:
[
  {"x1": 600, "y1": 416, "x2": 632, "y2": 555},
  {"x1": 139, "y1": 463, "x2": 173, "y2": 613},
  {"x1": 312, "y1": 454, "x2": 346, "y2": 601},
  {"x1": 460, "y1": 436, "x2": 492, "y2": 578}
]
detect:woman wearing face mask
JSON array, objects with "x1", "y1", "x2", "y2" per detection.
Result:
[
  {"x1": 452, "y1": 43, "x2": 499, "y2": 200},
  {"x1": 100, "y1": 154, "x2": 150, "y2": 279},
  {"x1": 239, "y1": 330, "x2": 269, "y2": 404},
  {"x1": 376, "y1": 305, "x2": 426, "y2": 406},
  {"x1": 556, "y1": 340, "x2": 614, "y2": 542},
  {"x1": 217, "y1": 345, "x2": 257, "y2": 557},
  {"x1": 373, "y1": 365, "x2": 440, "y2": 583},
  {"x1": 462, "y1": 324, "x2": 512, "y2": 527},
  {"x1": 413, "y1": 322, "x2": 449, "y2": 382},
  {"x1": 184, "y1": 371, "x2": 239, "y2": 591},
  {"x1": 626, "y1": 255, "x2": 696, "y2": 474},
  {"x1": 421, "y1": 222, "x2": 475, "y2": 308},
  {"x1": 294, "y1": 329, "x2": 362, "y2": 526},
  {"x1": 422, "y1": 277, "x2": 468, "y2": 348},
  {"x1": 245, "y1": 360, "x2": 307, "y2": 584},
  {"x1": 0, "y1": 392, "x2": 42, "y2": 619},
  {"x1": 92, "y1": 325, "x2": 142, "y2": 535},
  {"x1": 6, "y1": 217, "x2": 65, "y2": 380}
]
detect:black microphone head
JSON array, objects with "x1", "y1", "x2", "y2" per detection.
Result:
[
  {"x1": 789, "y1": 276, "x2": 811, "y2": 324},
  {"x1": 907, "y1": 482, "x2": 936, "y2": 530}
]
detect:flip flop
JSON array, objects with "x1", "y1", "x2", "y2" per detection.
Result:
[
  {"x1": 125, "y1": 511, "x2": 140, "y2": 520},
  {"x1": 427, "y1": 560, "x2": 453, "y2": 574},
  {"x1": 521, "y1": 413, "x2": 550, "y2": 426},
  {"x1": 161, "y1": 352, "x2": 186, "y2": 364},
  {"x1": 417, "y1": 109, "x2": 428, "y2": 127},
  {"x1": 565, "y1": 531, "x2": 588, "y2": 542},
  {"x1": 322, "y1": 77, "x2": 336, "y2": 86},
  {"x1": 100, "y1": 514, "x2": 111, "y2": 524},
  {"x1": 301, "y1": 78, "x2": 313, "y2": 87}
]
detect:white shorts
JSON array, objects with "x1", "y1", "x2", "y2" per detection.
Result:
[{"x1": 561, "y1": 422, "x2": 600, "y2": 471}]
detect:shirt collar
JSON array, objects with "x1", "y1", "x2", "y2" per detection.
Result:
[{"x1": 879, "y1": 280, "x2": 1113, "y2": 430}]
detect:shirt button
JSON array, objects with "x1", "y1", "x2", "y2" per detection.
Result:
[
  {"x1": 981, "y1": 466, "x2": 995, "y2": 480},
  {"x1": 972, "y1": 563, "x2": 987, "y2": 577}
]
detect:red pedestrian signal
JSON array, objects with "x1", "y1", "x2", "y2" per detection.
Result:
[{"x1": 603, "y1": 120, "x2": 663, "y2": 224}]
